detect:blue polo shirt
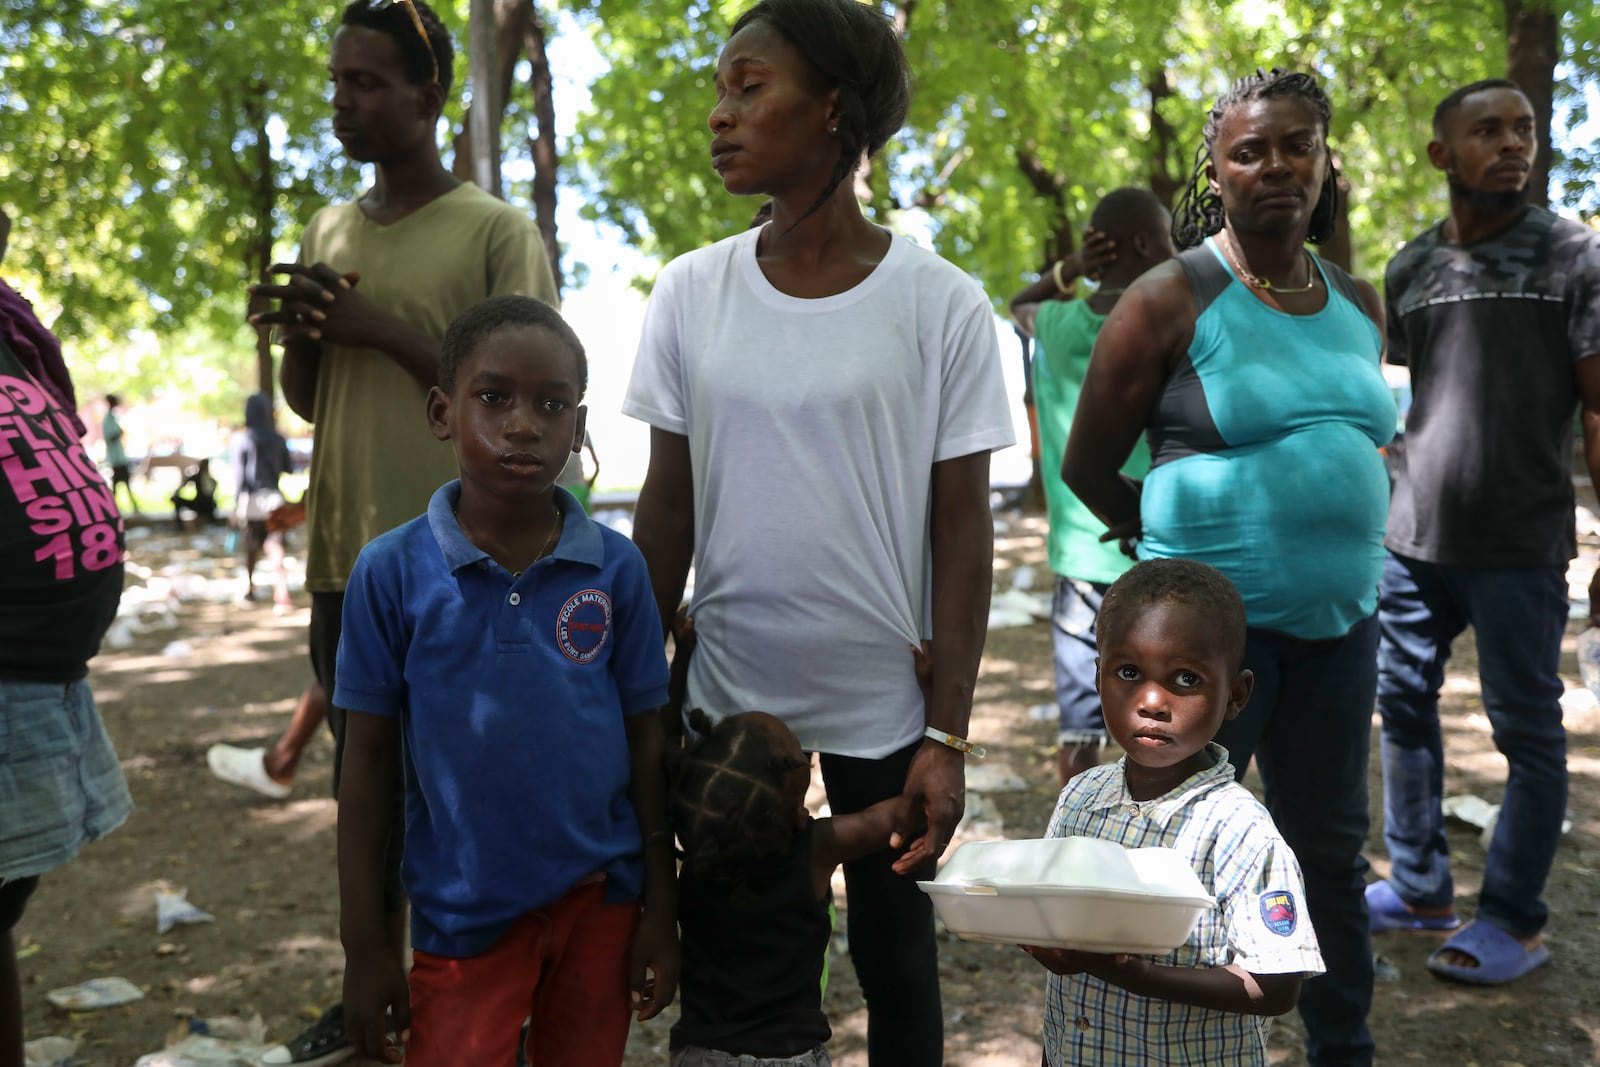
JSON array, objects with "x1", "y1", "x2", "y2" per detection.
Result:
[{"x1": 335, "y1": 482, "x2": 670, "y2": 958}]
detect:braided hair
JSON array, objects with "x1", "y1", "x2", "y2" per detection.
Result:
[
  {"x1": 730, "y1": 0, "x2": 911, "y2": 228},
  {"x1": 1172, "y1": 68, "x2": 1339, "y2": 250},
  {"x1": 670, "y1": 710, "x2": 809, "y2": 883},
  {"x1": 340, "y1": 0, "x2": 455, "y2": 96}
]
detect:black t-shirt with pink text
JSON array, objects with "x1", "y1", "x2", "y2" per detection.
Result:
[{"x1": 0, "y1": 338, "x2": 125, "y2": 682}]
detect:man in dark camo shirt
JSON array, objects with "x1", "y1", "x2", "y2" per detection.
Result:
[{"x1": 1369, "y1": 78, "x2": 1600, "y2": 986}]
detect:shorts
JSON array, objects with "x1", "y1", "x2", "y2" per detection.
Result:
[
  {"x1": 1052, "y1": 576, "x2": 1109, "y2": 746},
  {"x1": 110, "y1": 463, "x2": 132, "y2": 486},
  {"x1": 671, "y1": 1047, "x2": 831, "y2": 1067},
  {"x1": 406, "y1": 881, "x2": 638, "y2": 1067},
  {"x1": 238, "y1": 488, "x2": 286, "y2": 522},
  {"x1": 0, "y1": 679, "x2": 132, "y2": 881}
]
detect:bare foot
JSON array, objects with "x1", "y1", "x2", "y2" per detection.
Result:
[
  {"x1": 1435, "y1": 925, "x2": 1543, "y2": 969},
  {"x1": 1403, "y1": 902, "x2": 1458, "y2": 919}
]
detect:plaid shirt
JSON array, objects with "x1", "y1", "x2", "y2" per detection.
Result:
[{"x1": 1042, "y1": 744, "x2": 1324, "y2": 1066}]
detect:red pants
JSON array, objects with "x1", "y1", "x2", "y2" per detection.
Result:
[{"x1": 405, "y1": 881, "x2": 639, "y2": 1067}]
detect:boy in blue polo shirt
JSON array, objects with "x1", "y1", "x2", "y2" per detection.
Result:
[{"x1": 334, "y1": 295, "x2": 675, "y2": 1067}]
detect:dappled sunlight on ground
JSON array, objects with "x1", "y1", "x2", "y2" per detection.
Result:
[
  {"x1": 14, "y1": 514, "x2": 1600, "y2": 1065},
  {"x1": 248, "y1": 798, "x2": 338, "y2": 840}
]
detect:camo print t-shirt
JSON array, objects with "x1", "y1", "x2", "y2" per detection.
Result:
[{"x1": 1384, "y1": 206, "x2": 1600, "y2": 567}]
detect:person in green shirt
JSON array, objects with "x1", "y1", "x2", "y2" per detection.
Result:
[
  {"x1": 101, "y1": 393, "x2": 137, "y2": 516},
  {"x1": 1009, "y1": 188, "x2": 1174, "y2": 784}
]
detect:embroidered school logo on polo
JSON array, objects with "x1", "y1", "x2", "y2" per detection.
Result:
[
  {"x1": 556, "y1": 588, "x2": 612, "y2": 664},
  {"x1": 1259, "y1": 890, "x2": 1298, "y2": 936}
]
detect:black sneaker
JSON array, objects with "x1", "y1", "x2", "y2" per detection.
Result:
[{"x1": 260, "y1": 1003, "x2": 354, "y2": 1067}]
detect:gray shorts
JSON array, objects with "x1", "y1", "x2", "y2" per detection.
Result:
[
  {"x1": 671, "y1": 1046, "x2": 830, "y2": 1067},
  {"x1": 0, "y1": 679, "x2": 132, "y2": 882}
]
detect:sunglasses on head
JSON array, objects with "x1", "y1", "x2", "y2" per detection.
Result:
[{"x1": 368, "y1": 0, "x2": 439, "y2": 86}]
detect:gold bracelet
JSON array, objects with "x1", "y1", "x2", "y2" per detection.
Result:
[
  {"x1": 1051, "y1": 259, "x2": 1070, "y2": 295},
  {"x1": 924, "y1": 726, "x2": 986, "y2": 758}
]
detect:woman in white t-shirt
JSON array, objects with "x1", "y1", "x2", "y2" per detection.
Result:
[{"x1": 623, "y1": 2, "x2": 1013, "y2": 1062}]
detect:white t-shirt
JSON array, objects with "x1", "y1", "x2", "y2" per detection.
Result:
[{"x1": 623, "y1": 227, "x2": 1014, "y2": 758}]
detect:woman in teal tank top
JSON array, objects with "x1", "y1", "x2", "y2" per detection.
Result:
[{"x1": 1062, "y1": 70, "x2": 1391, "y2": 1067}]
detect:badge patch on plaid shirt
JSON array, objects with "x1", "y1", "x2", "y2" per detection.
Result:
[{"x1": 1259, "y1": 890, "x2": 1298, "y2": 936}]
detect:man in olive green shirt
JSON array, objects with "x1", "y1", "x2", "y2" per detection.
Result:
[{"x1": 223, "y1": 4, "x2": 557, "y2": 1062}]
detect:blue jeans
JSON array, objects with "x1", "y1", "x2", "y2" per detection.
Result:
[
  {"x1": 1051, "y1": 576, "x2": 1109, "y2": 746},
  {"x1": 1213, "y1": 615, "x2": 1378, "y2": 1067},
  {"x1": 1375, "y1": 552, "x2": 1568, "y2": 937}
]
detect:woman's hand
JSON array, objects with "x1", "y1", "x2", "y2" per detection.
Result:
[
  {"x1": 1097, "y1": 515, "x2": 1143, "y2": 560},
  {"x1": 892, "y1": 741, "x2": 965, "y2": 868}
]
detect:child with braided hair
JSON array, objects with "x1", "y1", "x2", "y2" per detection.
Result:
[{"x1": 667, "y1": 643, "x2": 933, "y2": 1067}]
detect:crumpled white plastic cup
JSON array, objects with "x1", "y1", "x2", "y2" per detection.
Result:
[{"x1": 156, "y1": 887, "x2": 215, "y2": 935}]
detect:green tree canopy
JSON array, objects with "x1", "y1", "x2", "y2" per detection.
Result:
[
  {"x1": 3, "y1": 0, "x2": 1597, "y2": 419},
  {"x1": 1, "y1": 0, "x2": 478, "y2": 409},
  {"x1": 570, "y1": 0, "x2": 1600, "y2": 301}
]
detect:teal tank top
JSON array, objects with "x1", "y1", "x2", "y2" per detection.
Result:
[{"x1": 1139, "y1": 238, "x2": 1395, "y2": 639}]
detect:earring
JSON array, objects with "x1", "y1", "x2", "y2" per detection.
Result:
[{"x1": 829, "y1": 124, "x2": 838, "y2": 134}]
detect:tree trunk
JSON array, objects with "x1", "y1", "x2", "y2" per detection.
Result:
[
  {"x1": 1014, "y1": 146, "x2": 1074, "y2": 266},
  {"x1": 451, "y1": 0, "x2": 534, "y2": 184},
  {"x1": 1012, "y1": 145, "x2": 1071, "y2": 513},
  {"x1": 1148, "y1": 70, "x2": 1184, "y2": 209},
  {"x1": 525, "y1": 4, "x2": 562, "y2": 293},
  {"x1": 245, "y1": 80, "x2": 277, "y2": 401},
  {"x1": 892, "y1": 0, "x2": 916, "y2": 36},
  {"x1": 469, "y1": 0, "x2": 502, "y2": 197},
  {"x1": 863, "y1": 2, "x2": 907, "y2": 221},
  {"x1": 1505, "y1": 0, "x2": 1557, "y2": 208}
]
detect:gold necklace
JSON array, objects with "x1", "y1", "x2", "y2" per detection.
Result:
[
  {"x1": 1220, "y1": 232, "x2": 1317, "y2": 294},
  {"x1": 514, "y1": 505, "x2": 562, "y2": 577},
  {"x1": 455, "y1": 503, "x2": 561, "y2": 578}
]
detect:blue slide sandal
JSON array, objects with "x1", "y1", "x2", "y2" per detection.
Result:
[
  {"x1": 1426, "y1": 922, "x2": 1550, "y2": 985},
  {"x1": 1366, "y1": 879, "x2": 1460, "y2": 933}
]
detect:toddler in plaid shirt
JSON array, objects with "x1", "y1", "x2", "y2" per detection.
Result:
[{"x1": 1025, "y1": 559, "x2": 1324, "y2": 1066}]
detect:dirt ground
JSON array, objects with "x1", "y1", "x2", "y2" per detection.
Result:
[{"x1": 16, "y1": 507, "x2": 1600, "y2": 1066}]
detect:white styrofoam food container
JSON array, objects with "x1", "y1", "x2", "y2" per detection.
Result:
[{"x1": 918, "y1": 837, "x2": 1214, "y2": 955}]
